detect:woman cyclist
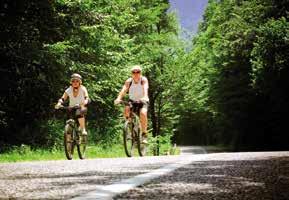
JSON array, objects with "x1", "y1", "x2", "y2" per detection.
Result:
[{"x1": 114, "y1": 65, "x2": 149, "y2": 143}]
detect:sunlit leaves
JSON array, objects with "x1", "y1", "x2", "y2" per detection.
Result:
[
  {"x1": 251, "y1": 17, "x2": 289, "y2": 91},
  {"x1": 172, "y1": 0, "x2": 289, "y2": 149}
]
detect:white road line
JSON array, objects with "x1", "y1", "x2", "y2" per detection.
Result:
[{"x1": 71, "y1": 155, "x2": 204, "y2": 200}]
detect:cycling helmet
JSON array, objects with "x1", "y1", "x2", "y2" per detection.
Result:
[
  {"x1": 71, "y1": 73, "x2": 82, "y2": 84},
  {"x1": 131, "y1": 65, "x2": 142, "y2": 73}
]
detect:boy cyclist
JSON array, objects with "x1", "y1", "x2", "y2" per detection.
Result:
[{"x1": 55, "y1": 73, "x2": 89, "y2": 135}]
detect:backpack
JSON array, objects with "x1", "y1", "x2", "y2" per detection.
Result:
[{"x1": 127, "y1": 77, "x2": 145, "y2": 91}]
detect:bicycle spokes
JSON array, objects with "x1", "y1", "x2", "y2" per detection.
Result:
[
  {"x1": 77, "y1": 133, "x2": 87, "y2": 159},
  {"x1": 64, "y1": 127, "x2": 74, "y2": 160},
  {"x1": 123, "y1": 121, "x2": 135, "y2": 157},
  {"x1": 64, "y1": 121, "x2": 87, "y2": 160},
  {"x1": 123, "y1": 115, "x2": 147, "y2": 157}
]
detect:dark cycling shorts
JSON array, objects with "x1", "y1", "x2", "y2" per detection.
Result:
[{"x1": 129, "y1": 100, "x2": 149, "y2": 111}]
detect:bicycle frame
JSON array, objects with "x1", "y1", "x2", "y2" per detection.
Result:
[
  {"x1": 58, "y1": 105, "x2": 87, "y2": 160},
  {"x1": 64, "y1": 107, "x2": 81, "y2": 141},
  {"x1": 119, "y1": 100, "x2": 146, "y2": 157}
]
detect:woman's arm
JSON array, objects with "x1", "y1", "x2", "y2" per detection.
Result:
[
  {"x1": 115, "y1": 79, "x2": 130, "y2": 103},
  {"x1": 142, "y1": 77, "x2": 149, "y2": 101}
]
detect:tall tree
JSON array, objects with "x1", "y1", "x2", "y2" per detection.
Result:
[
  {"x1": 0, "y1": 0, "x2": 65, "y2": 148},
  {"x1": 174, "y1": 0, "x2": 289, "y2": 150},
  {"x1": 0, "y1": 0, "x2": 180, "y2": 151}
]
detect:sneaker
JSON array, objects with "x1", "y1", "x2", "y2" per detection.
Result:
[
  {"x1": 78, "y1": 127, "x2": 87, "y2": 135},
  {"x1": 81, "y1": 129, "x2": 87, "y2": 135}
]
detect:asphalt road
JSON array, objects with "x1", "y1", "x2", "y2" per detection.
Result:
[
  {"x1": 115, "y1": 151, "x2": 289, "y2": 200},
  {"x1": 0, "y1": 147, "x2": 288, "y2": 200}
]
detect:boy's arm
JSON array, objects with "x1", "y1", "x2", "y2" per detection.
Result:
[
  {"x1": 59, "y1": 92, "x2": 68, "y2": 103},
  {"x1": 55, "y1": 92, "x2": 68, "y2": 109},
  {"x1": 82, "y1": 86, "x2": 89, "y2": 105}
]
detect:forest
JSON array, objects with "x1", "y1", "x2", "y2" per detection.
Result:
[{"x1": 1, "y1": 0, "x2": 288, "y2": 153}]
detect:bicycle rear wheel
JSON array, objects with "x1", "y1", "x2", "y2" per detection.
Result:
[
  {"x1": 64, "y1": 124, "x2": 75, "y2": 160},
  {"x1": 123, "y1": 120, "x2": 135, "y2": 157},
  {"x1": 77, "y1": 133, "x2": 87, "y2": 159}
]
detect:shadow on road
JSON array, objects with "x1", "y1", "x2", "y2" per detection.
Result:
[{"x1": 115, "y1": 156, "x2": 289, "y2": 200}]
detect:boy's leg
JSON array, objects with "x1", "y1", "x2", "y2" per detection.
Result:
[
  {"x1": 78, "y1": 117, "x2": 87, "y2": 135},
  {"x1": 76, "y1": 107, "x2": 87, "y2": 135}
]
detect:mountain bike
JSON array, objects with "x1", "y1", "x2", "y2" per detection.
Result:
[
  {"x1": 58, "y1": 105, "x2": 87, "y2": 160},
  {"x1": 118, "y1": 100, "x2": 147, "y2": 157}
]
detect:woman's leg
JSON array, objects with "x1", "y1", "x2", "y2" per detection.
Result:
[{"x1": 140, "y1": 107, "x2": 148, "y2": 136}]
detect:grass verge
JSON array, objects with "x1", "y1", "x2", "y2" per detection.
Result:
[
  {"x1": 0, "y1": 144, "x2": 127, "y2": 163},
  {"x1": 0, "y1": 143, "x2": 180, "y2": 163}
]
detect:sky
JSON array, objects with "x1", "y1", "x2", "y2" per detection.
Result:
[{"x1": 168, "y1": 0, "x2": 208, "y2": 35}]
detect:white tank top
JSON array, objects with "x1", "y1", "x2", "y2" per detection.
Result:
[
  {"x1": 129, "y1": 78, "x2": 144, "y2": 101},
  {"x1": 65, "y1": 85, "x2": 88, "y2": 106}
]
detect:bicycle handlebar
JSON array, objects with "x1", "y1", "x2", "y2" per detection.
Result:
[
  {"x1": 116, "y1": 100, "x2": 144, "y2": 106},
  {"x1": 56, "y1": 105, "x2": 81, "y2": 110}
]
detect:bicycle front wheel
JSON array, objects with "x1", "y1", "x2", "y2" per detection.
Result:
[
  {"x1": 123, "y1": 120, "x2": 135, "y2": 157},
  {"x1": 64, "y1": 124, "x2": 75, "y2": 160},
  {"x1": 77, "y1": 134, "x2": 87, "y2": 159}
]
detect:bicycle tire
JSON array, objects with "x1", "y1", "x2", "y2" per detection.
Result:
[
  {"x1": 123, "y1": 120, "x2": 135, "y2": 157},
  {"x1": 64, "y1": 124, "x2": 74, "y2": 160},
  {"x1": 133, "y1": 115, "x2": 147, "y2": 156},
  {"x1": 77, "y1": 134, "x2": 87, "y2": 159}
]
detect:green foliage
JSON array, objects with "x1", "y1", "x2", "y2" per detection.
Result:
[
  {"x1": 0, "y1": 0, "x2": 69, "y2": 148},
  {"x1": 39, "y1": 120, "x2": 64, "y2": 149},
  {"x1": 173, "y1": 0, "x2": 289, "y2": 150},
  {"x1": 2, "y1": 0, "x2": 287, "y2": 153},
  {"x1": 251, "y1": 17, "x2": 289, "y2": 91},
  {"x1": 0, "y1": 0, "x2": 179, "y2": 152},
  {"x1": 0, "y1": 144, "x2": 127, "y2": 162},
  {"x1": 148, "y1": 132, "x2": 175, "y2": 155},
  {"x1": 247, "y1": 17, "x2": 289, "y2": 149}
]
